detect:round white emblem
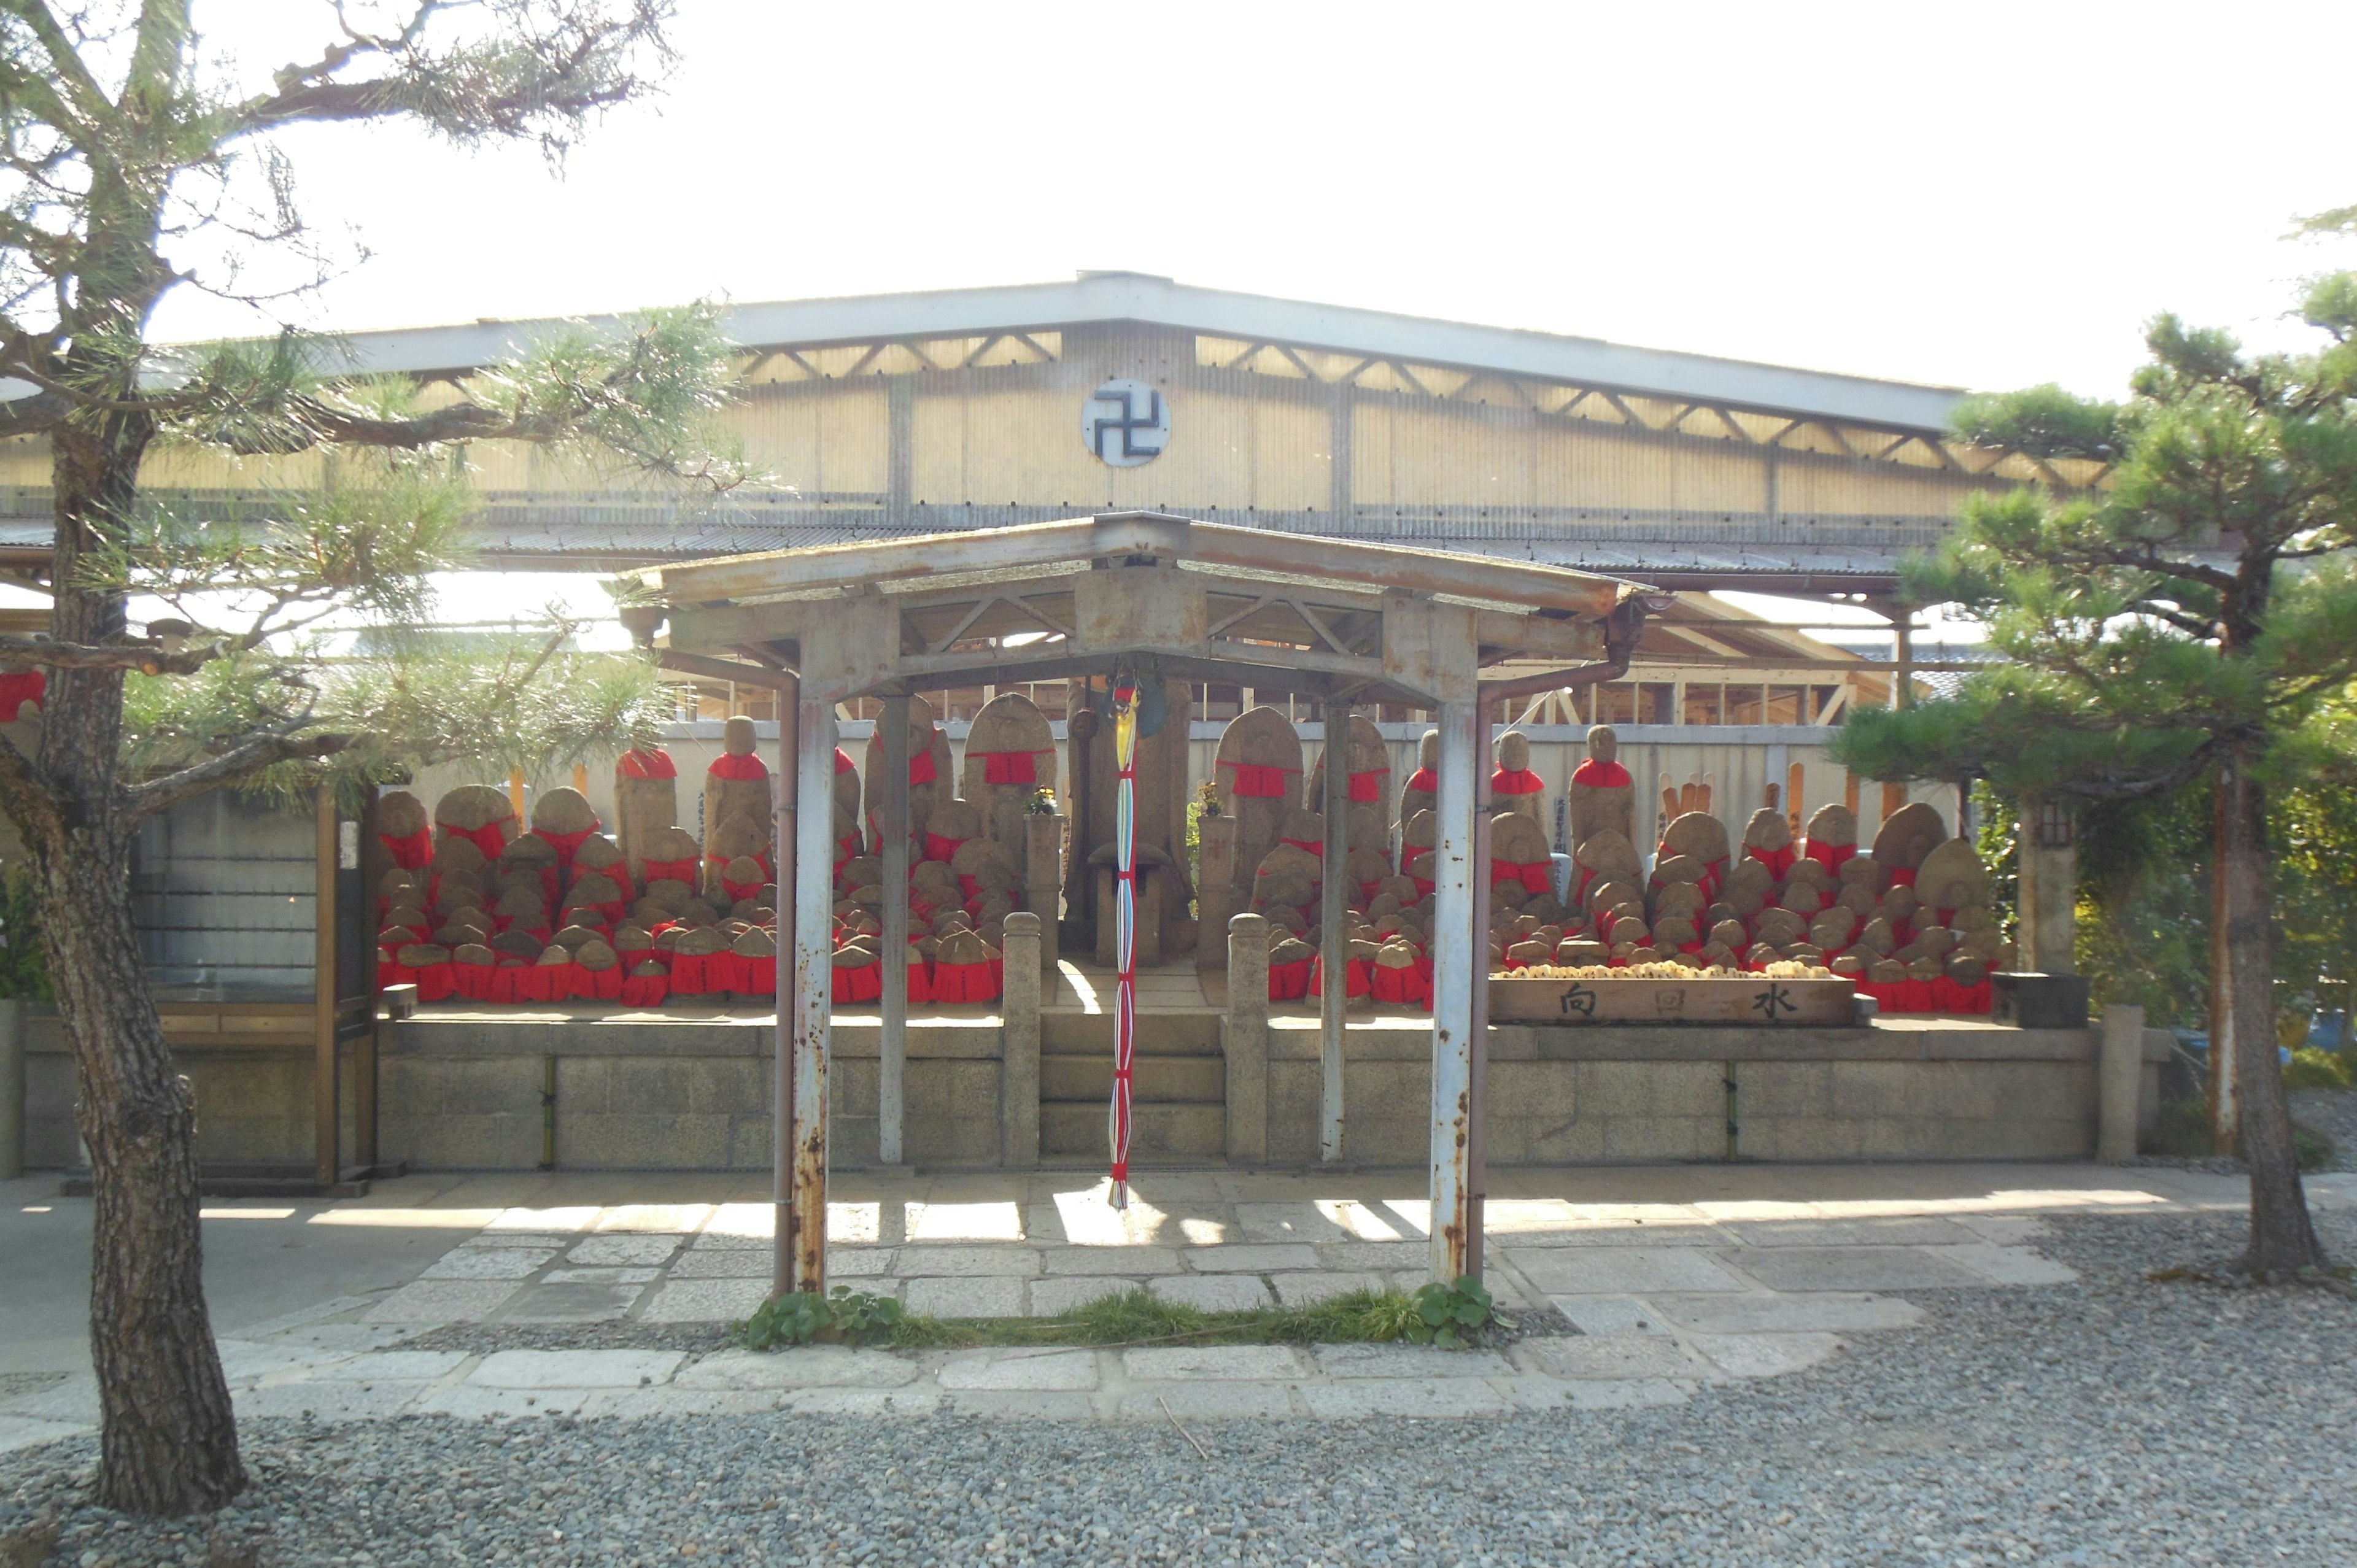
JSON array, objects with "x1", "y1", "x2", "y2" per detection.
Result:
[{"x1": 1081, "y1": 379, "x2": 1170, "y2": 467}]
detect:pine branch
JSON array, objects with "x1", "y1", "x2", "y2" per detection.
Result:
[
  {"x1": 0, "y1": 634, "x2": 215, "y2": 675},
  {"x1": 122, "y1": 721, "x2": 351, "y2": 821}
]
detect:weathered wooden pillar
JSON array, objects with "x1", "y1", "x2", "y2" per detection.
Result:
[
  {"x1": 1225, "y1": 912, "x2": 1270, "y2": 1165},
  {"x1": 783, "y1": 689, "x2": 835, "y2": 1297},
  {"x1": 878, "y1": 693, "x2": 910, "y2": 1167},
  {"x1": 768, "y1": 672, "x2": 800, "y2": 1300},
  {"x1": 1319, "y1": 708, "x2": 1349, "y2": 1164},
  {"x1": 1000, "y1": 911, "x2": 1042, "y2": 1167},
  {"x1": 1428, "y1": 697, "x2": 1482, "y2": 1285}
]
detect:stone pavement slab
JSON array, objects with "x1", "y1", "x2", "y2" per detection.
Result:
[
  {"x1": 497, "y1": 1281, "x2": 642, "y2": 1322},
  {"x1": 319, "y1": 1350, "x2": 468, "y2": 1382},
  {"x1": 469, "y1": 1350, "x2": 683, "y2": 1388},
  {"x1": 1686, "y1": 1331, "x2": 1844, "y2": 1378},
  {"x1": 1123, "y1": 1346, "x2": 1306, "y2": 1381},
  {"x1": 1182, "y1": 1243, "x2": 1318, "y2": 1273},
  {"x1": 1941, "y1": 1243, "x2": 2080, "y2": 1284},
  {"x1": 1314, "y1": 1343, "x2": 1514, "y2": 1380},
  {"x1": 1722, "y1": 1245, "x2": 1992, "y2": 1292},
  {"x1": 889, "y1": 1245, "x2": 1040, "y2": 1278},
  {"x1": 1514, "y1": 1335, "x2": 1706, "y2": 1381},
  {"x1": 363, "y1": 1279, "x2": 520, "y2": 1323},
  {"x1": 1647, "y1": 1292, "x2": 1925, "y2": 1334},
  {"x1": 1271, "y1": 1270, "x2": 1382, "y2": 1307},
  {"x1": 1042, "y1": 1245, "x2": 1180, "y2": 1275},
  {"x1": 567, "y1": 1235, "x2": 681, "y2": 1266},
  {"x1": 1151, "y1": 1275, "x2": 1273, "y2": 1312},
  {"x1": 1549, "y1": 1297, "x2": 1674, "y2": 1335},
  {"x1": 1028, "y1": 1276, "x2": 1140, "y2": 1317},
  {"x1": 936, "y1": 1351, "x2": 1098, "y2": 1391},
  {"x1": 675, "y1": 1347, "x2": 918, "y2": 1390},
  {"x1": 638, "y1": 1278, "x2": 767, "y2": 1323},
  {"x1": 1511, "y1": 1247, "x2": 1749, "y2": 1294},
  {"x1": 667, "y1": 1249, "x2": 768, "y2": 1278},
  {"x1": 1117, "y1": 1383, "x2": 1295, "y2": 1420},
  {"x1": 903, "y1": 1276, "x2": 1025, "y2": 1318},
  {"x1": 233, "y1": 1382, "x2": 428, "y2": 1421},
  {"x1": 419, "y1": 1247, "x2": 556, "y2": 1280}
]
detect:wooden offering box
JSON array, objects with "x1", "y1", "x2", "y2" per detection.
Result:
[{"x1": 1488, "y1": 975, "x2": 1858, "y2": 1026}]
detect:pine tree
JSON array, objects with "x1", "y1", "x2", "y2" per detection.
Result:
[
  {"x1": 1834, "y1": 271, "x2": 2357, "y2": 1280},
  {"x1": 0, "y1": 2, "x2": 731, "y2": 1514}
]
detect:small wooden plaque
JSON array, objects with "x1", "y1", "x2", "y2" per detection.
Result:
[{"x1": 1487, "y1": 975, "x2": 1857, "y2": 1025}]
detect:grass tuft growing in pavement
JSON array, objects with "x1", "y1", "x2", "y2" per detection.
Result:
[{"x1": 878, "y1": 1286, "x2": 1440, "y2": 1351}]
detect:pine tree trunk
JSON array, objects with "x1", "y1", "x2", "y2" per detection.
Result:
[
  {"x1": 32, "y1": 411, "x2": 245, "y2": 1513},
  {"x1": 2217, "y1": 746, "x2": 2324, "y2": 1275}
]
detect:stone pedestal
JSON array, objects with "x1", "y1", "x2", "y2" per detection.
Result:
[
  {"x1": 1225, "y1": 914, "x2": 1270, "y2": 1165},
  {"x1": 2099, "y1": 1003, "x2": 2144, "y2": 1163},
  {"x1": 1000, "y1": 913, "x2": 1042, "y2": 1168},
  {"x1": 1195, "y1": 816, "x2": 1237, "y2": 971},
  {"x1": 1023, "y1": 813, "x2": 1065, "y2": 971}
]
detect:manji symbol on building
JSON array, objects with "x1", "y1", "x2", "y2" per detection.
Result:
[{"x1": 1082, "y1": 377, "x2": 1170, "y2": 466}]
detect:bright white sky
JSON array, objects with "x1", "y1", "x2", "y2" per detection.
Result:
[
  {"x1": 137, "y1": 1, "x2": 2357, "y2": 639},
  {"x1": 162, "y1": 1, "x2": 2357, "y2": 399}
]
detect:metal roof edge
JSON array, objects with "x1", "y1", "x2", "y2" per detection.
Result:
[{"x1": 281, "y1": 274, "x2": 1967, "y2": 434}]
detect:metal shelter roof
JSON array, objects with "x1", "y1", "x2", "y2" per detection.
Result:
[
  {"x1": 638, "y1": 512, "x2": 1654, "y2": 708},
  {"x1": 309, "y1": 272, "x2": 1964, "y2": 434}
]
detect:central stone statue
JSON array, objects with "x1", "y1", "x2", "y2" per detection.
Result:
[{"x1": 1567, "y1": 724, "x2": 1635, "y2": 852}]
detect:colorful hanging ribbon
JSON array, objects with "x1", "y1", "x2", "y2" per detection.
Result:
[{"x1": 1108, "y1": 679, "x2": 1139, "y2": 1211}]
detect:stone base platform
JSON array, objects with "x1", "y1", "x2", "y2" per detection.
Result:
[{"x1": 16, "y1": 964, "x2": 2169, "y2": 1175}]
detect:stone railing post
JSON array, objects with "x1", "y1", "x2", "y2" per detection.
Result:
[
  {"x1": 2098, "y1": 1002, "x2": 2144, "y2": 1163},
  {"x1": 1000, "y1": 912, "x2": 1042, "y2": 1168},
  {"x1": 1196, "y1": 816, "x2": 1237, "y2": 970},
  {"x1": 1024, "y1": 813, "x2": 1064, "y2": 971},
  {"x1": 1225, "y1": 913, "x2": 1269, "y2": 1165}
]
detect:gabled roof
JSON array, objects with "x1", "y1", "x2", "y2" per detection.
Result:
[
  {"x1": 316, "y1": 271, "x2": 1965, "y2": 434},
  {"x1": 642, "y1": 512, "x2": 1654, "y2": 706}
]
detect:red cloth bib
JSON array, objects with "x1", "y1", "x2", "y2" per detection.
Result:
[
  {"x1": 908, "y1": 749, "x2": 937, "y2": 786},
  {"x1": 1219, "y1": 760, "x2": 1296, "y2": 798},
  {"x1": 1492, "y1": 768, "x2": 1545, "y2": 797},
  {"x1": 1747, "y1": 843, "x2": 1798, "y2": 878},
  {"x1": 976, "y1": 749, "x2": 1055, "y2": 786},
  {"x1": 834, "y1": 747, "x2": 856, "y2": 774},
  {"x1": 1403, "y1": 768, "x2": 1438, "y2": 796},
  {"x1": 1348, "y1": 770, "x2": 1384, "y2": 802},
  {"x1": 379, "y1": 829, "x2": 433, "y2": 871},
  {"x1": 1493, "y1": 858, "x2": 1554, "y2": 895},
  {"x1": 641, "y1": 857, "x2": 700, "y2": 889},
  {"x1": 441, "y1": 821, "x2": 511, "y2": 860},
  {"x1": 1268, "y1": 958, "x2": 1314, "y2": 1002},
  {"x1": 0, "y1": 670, "x2": 46, "y2": 716},
  {"x1": 926, "y1": 832, "x2": 967, "y2": 865},
  {"x1": 1571, "y1": 759, "x2": 1633, "y2": 788},
  {"x1": 708, "y1": 752, "x2": 767, "y2": 782},
  {"x1": 620, "y1": 749, "x2": 676, "y2": 779},
  {"x1": 619, "y1": 971, "x2": 670, "y2": 1008},
  {"x1": 1802, "y1": 838, "x2": 1858, "y2": 873}
]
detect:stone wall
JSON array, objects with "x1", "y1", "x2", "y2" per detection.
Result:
[
  {"x1": 16, "y1": 1006, "x2": 2155, "y2": 1175},
  {"x1": 1258, "y1": 1018, "x2": 2141, "y2": 1167}
]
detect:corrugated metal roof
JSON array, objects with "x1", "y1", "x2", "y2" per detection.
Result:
[{"x1": 288, "y1": 272, "x2": 1965, "y2": 433}]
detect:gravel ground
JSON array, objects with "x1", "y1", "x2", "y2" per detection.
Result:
[{"x1": 6, "y1": 1210, "x2": 2355, "y2": 1567}]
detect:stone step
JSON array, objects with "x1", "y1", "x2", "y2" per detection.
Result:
[
  {"x1": 1039, "y1": 1101, "x2": 1226, "y2": 1159},
  {"x1": 1039, "y1": 1054, "x2": 1225, "y2": 1104},
  {"x1": 1043, "y1": 1010, "x2": 1222, "y2": 1056}
]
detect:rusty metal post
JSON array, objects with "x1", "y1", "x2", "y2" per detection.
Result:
[
  {"x1": 770, "y1": 672, "x2": 800, "y2": 1300},
  {"x1": 878, "y1": 693, "x2": 910, "y2": 1165},
  {"x1": 1428, "y1": 697, "x2": 1481, "y2": 1284},
  {"x1": 1319, "y1": 705, "x2": 1349, "y2": 1164},
  {"x1": 1465, "y1": 751, "x2": 1492, "y2": 1285},
  {"x1": 780, "y1": 680, "x2": 838, "y2": 1299}
]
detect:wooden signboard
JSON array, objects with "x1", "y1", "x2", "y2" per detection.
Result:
[{"x1": 1487, "y1": 975, "x2": 1857, "y2": 1026}]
